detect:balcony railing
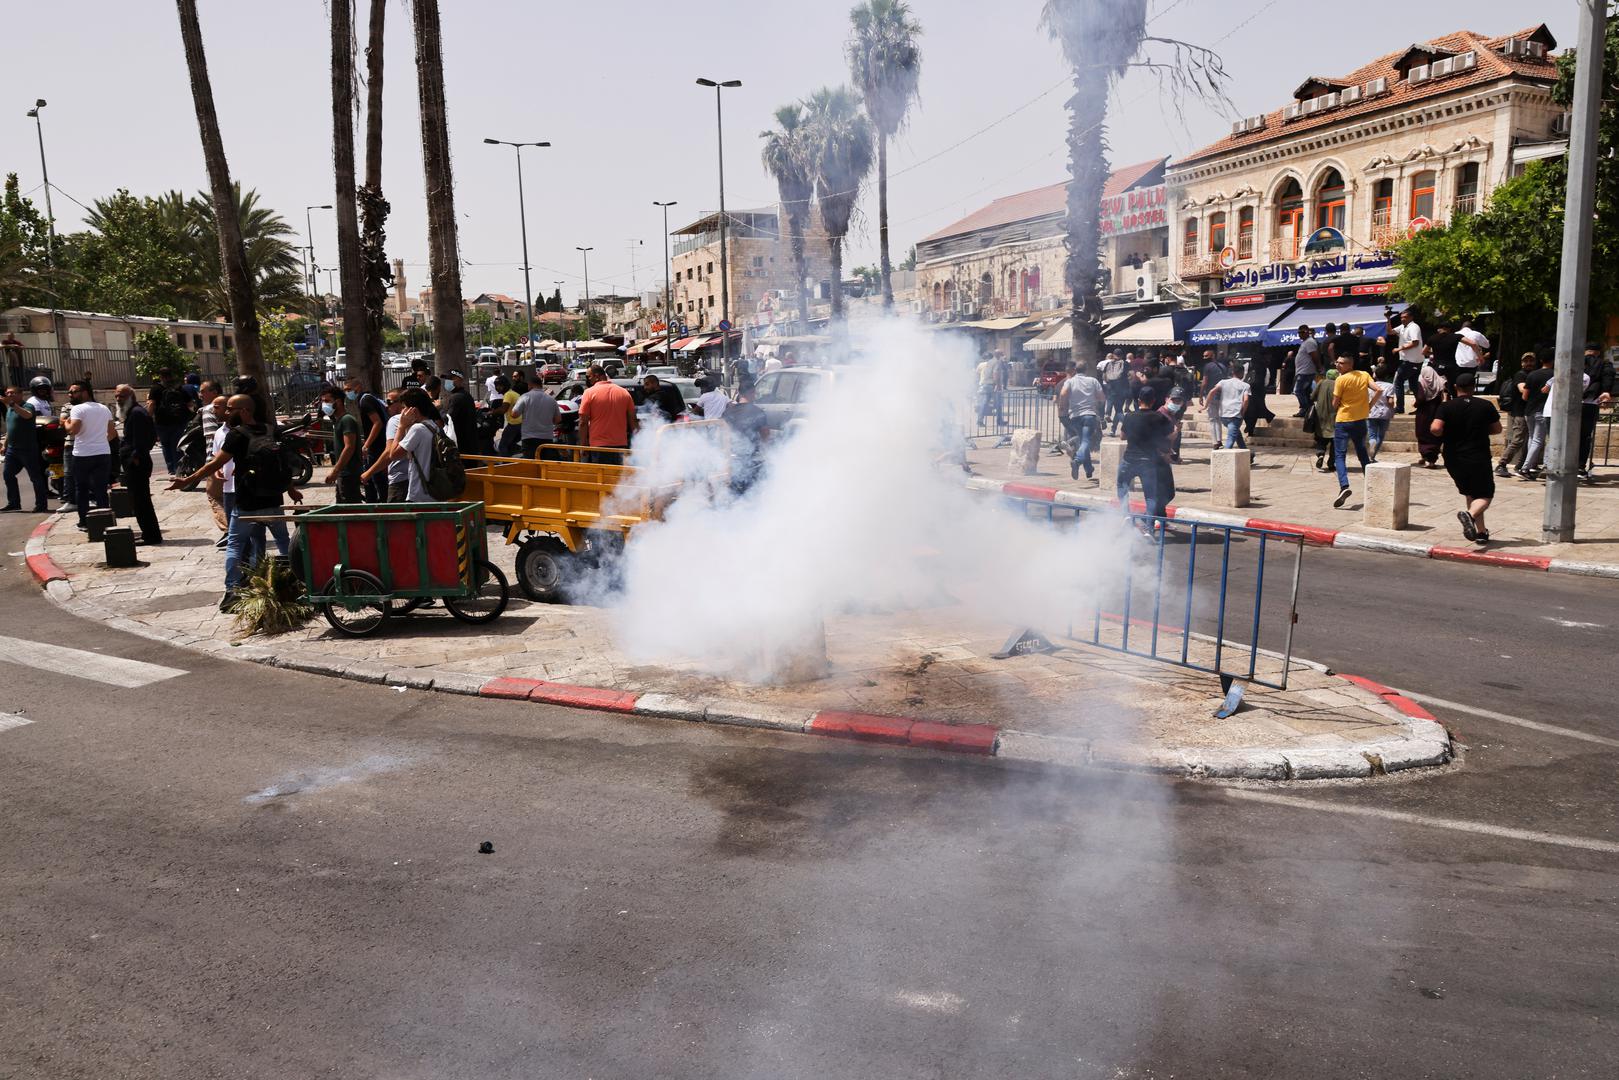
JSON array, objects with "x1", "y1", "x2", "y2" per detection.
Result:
[
  {"x1": 1451, "y1": 193, "x2": 1478, "y2": 218},
  {"x1": 1267, "y1": 237, "x2": 1301, "y2": 262},
  {"x1": 1180, "y1": 254, "x2": 1224, "y2": 279}
]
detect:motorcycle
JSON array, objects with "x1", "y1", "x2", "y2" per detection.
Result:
[{"x1": 275, "y1": 414, "x2": 322, "y2": 487}]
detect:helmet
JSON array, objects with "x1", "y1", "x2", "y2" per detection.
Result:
[{"x1": 28, "y1": 376, "x2": 53, "y2": 398}]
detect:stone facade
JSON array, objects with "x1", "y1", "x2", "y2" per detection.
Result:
[{"x1": 669, "y1": 207, "x2": 834, "y2": 335}]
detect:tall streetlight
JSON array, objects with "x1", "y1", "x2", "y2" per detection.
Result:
[
  {"x1": 305, "y1": 204, "x2": 333, "y2": 348},
  {"x1": 653, "y1": 201, "x2": 678, "y2": 363},
  {"x1": 24, "y1": 100, "x2": 56, "y2": 265},
  {"x1": 696, "y1": 78, "x2": 741, "y2": 370},
  {"x1": 576, "y1": 246, "x2": 593, "y2": 348},
  {"x1": 484, "y1": 138, "x2": 550, "y2": 359}
]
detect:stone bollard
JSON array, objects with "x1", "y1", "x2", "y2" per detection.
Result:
[
  {"x1": 103, "y1": 525, "x2": 139, "y2": 568},
  {"x1": 108, "y1": 485, "x2": 134, "y2": 518},
  {"x1": 1007, "y1": 428, "x2": 1042, "y2": 475},
  {"x1": 1364, "y1": 461, "x2": 1411, "y2": 530},
  {"x1": 85, "y1": 507, "x2": 118, "y2": 541},
  {"x1": 1210, "y1": 448, "x2": 1251, "y2": 508},
  {"x1": 1097, "y1": 438, "x2": 1125, "y2": 487}
]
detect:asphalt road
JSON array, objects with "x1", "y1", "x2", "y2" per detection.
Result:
[{"x1": 1, "y1": 510, "x2": 1615, "y2": 1079}]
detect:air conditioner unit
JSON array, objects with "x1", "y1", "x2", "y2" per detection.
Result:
[
  {"x1": 1340, "y1": 85, "x2": 1363, "y2": 104},
  {"x1": 1231, "y1": 120, "x2": 1247, "y2": 137},
  {"x1": 1502, "y1": 37, "x2": 1526, "y2": 56},
  {"x1": 1300, "y1": 98, "x2": 1321, "y2": 116},
  {"x1": 1431, "y1": 57, "x2": 1455, "y2": 77},
  {"x1": 1245, "y1": 115, "x2": 1267, "y2": 132},
  {"x1": 1367, "y1": 76, "x2": 1390, "y2": 96},
  {"x1": 1526, "y1": 41, "x2": 1548, "y2": 59},
  {"x1": 1134, "y1": 264, "x2": 1157, "y2": 302},
  {"x1": 1321, "y1": 92, "x2": 1341, "y2": 108},
  {"x1": 1552, "y1": 112, "x2": 1573, "y2": 136},
  {"x1": 1455, "y1": 51, "x2": 1477, "y2": 71},
  {"x1": 1283, "y1": 103, "x2": 1301, "y2": 121},
  {"x1": 1408, "y1": 64, "x2": 1432, "y2": 83}
]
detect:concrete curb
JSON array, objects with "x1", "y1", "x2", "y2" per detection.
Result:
[
  {"x1": 29, "y1": 512, "x2": 1449, "y2": 782},
  {"x1": 984, "y1": 476, "x2": 1619, "y2": 578},
  {"x1": 24, "y1": 516, "x2": 68, "y2": 586}
]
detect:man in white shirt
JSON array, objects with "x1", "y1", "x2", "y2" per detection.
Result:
[
  {"x1": 484, "y1": 369, "x2": 502, "y2": 404},
  {"x1": 976, "y1": 353, "x2": 1006, "y2": 425},
  {"x1": 1211, "y1": 370, "x2": 1252, "y2": 451},
  {"x1": 64, "y1": 380, "x2": 116, "y2": 531},
  {"x1": 1392, "y1": 309, "x2": 1425, "y2": 413},
  {"x1": 1056, "y1": 359, "x2": 1104, "y2": 481},
  {"x1": 694, "y1": 377, "x2": 730, "y2": 421},
  {"x1": 1454, "y1": 320, "x2": 1490, "y2": 371},
  {"x1": 207, "y1": 394, "x2": 234, "y2": 546},
  {"x1": 763, "y1": 355, "x2": 784, "y2": 375}
]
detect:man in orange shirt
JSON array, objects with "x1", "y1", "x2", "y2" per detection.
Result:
[{"x1": 576, "y1": 365, "x2": 637, "y2": 464}]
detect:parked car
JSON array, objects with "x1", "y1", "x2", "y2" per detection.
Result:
[
  {"x1": 751, "y1": 367, "x2": 839, "y2": 431},
  {"x1": 1035, "y1": 361, "x2": 1068, "y2": 395},
  {"x1": 476, "y1": 346, "x2": 499, "y2": 364},
  {"x1": 538, "y1": 362, "x2": 567, "y2": 384}
]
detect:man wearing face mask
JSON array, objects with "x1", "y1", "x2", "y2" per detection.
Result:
[
  {"x1": 320, "y1": 384, "x2": 364, "y2": 503},
  {"x1": 345, "y1": 375, "x2": 388, "y2": 502},
  {"x1": 439, "y1": 368, "x2": 480, "y2": 454},
  {"x1": 113, "y1": 384, "x2": 163, "y2": 544}
]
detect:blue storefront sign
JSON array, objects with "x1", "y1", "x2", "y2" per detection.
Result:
[{"x1": 1222, "y1": 252, "x2": 1395, "y2": 292}]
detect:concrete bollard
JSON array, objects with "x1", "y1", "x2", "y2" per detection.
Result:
[
  {"x1": 103, "y1": 525, "x2": 139, "y2": 568},
  {"x1": 1097, "y1": 438, "x2": 1125, "y2": 487},
  {"x1": 108, "y1": 486, "x2": 134, "y2": 518},
  {"x1": 1008, "y1": 428, "x2": 1042, "y2": 475},
  {"x1": 1364, "y1": 462, "x2": 1411, "y2": 530},
  {"x1": 1210, "y1": 448, "x2": 1251, "y2": 508},
  {"x1": 85, "y1": 507, "x2": 118, "y2": 541}
]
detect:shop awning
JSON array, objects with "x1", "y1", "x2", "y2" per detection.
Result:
[
  {"x1": 1185, "y1": 300, "x2": 1299, "y2": 346},
  {"x1": 687, "y1": 334, "x2": 720, "y2": 350},
  {"x1": 1021, "y1": 314, "x2": 1134, "y2": 352},
  {"x1": 670, "y1": 336, "x2": 698, "y2": 350},
  {"x1": 1259, "y1": 299, "x2": 1405, "y2": 347},
  {"x1": 964, "y1": 316, "x2": 1029, "y2": 331},
  {"x1": 1103, "y1": 314, "x2": 1179, "y2": 348}
]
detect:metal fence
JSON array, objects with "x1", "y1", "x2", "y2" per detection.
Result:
[
  {"x1": 971, "y1": 386, "x2": 1062, "y2": 444},
  {"x1": 1002, "y1": 492, "x2": 1305, "y2": 690}
]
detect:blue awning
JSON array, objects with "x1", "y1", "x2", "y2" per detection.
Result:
[
  {"x1": 1185, "y1": 300, "x2": 1299, "y2": 346},
  {"x1": 1259, "y1": 298, "x2": 1405, "y2": 347}
]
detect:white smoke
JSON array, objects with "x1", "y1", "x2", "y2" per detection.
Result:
[{"x1": 593, "y1": 319, "x2": 1131, "y2": 683}]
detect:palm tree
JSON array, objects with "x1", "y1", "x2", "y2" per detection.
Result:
[
  {"x1": 181, "y1": 187, "x2": 303, "y2": 320},
  {"x1": 174, "y1": 0, "x2": 265, "y2": 403},
  {"x1": 359, "y1": 0, "x2": 391, "y2": 394},
  {"x1": 760, "y1": 103, "x2": 816, "y2": 334},
  {"x1": 412, "y1": 0, "x2": 465, "y2": 375},
  {"x1": 331, "y1": 0, "x2": 371, "y2": 386},
  {"x1": 803, "y1": 86, "x2": 875, "y2": 323},
  {"x1": 847, "y1": 0, "x2": 922, "y2": 311}
]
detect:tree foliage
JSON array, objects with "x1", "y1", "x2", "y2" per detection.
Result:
[
  {"x1": 847, "y1": 0, "x2": 922, "y2": 309},
  {"x1": 0, "y1": 174, "x2": 55, "y2": 309},
  {"x1": 761, "y1": 102, "x2": 818, "y2": 331},
  {"x1": 133, "y1": 327, "x2": 196, "y2": 381},
  {"x1": 803, "y1": 85, "x2": 875, "y2": 321}
]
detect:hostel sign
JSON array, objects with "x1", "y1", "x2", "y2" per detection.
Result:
[{"x1": 1099, "y1": 184, "x2": 1168, "y2": 238}]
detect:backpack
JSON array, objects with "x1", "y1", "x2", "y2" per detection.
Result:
[
  {"x1": 156, "y1": 385, "x2": 193, "y2": 426},
  {"x1": 236, "y1": 426, "x2": 291, "y2": 500},
  {"x1": 410, "y1": 422, "x2": 466, "y2": 501}
]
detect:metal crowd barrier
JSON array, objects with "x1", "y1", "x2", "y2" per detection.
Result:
[{"x1": 971, "y1": 386, "x2": 1062, "y2": 445}]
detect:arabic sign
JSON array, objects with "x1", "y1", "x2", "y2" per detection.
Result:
[
  {"x1": 1099, "y1": 183, "x2": 1168, "y2": 238},
  {"x1": 1303, "y1": 226, "x2": 1346, "y2": 253},
  {"x1": 1222, "y1": 251, "x2": 1396, "y2": 292},
  {"x1": 1350, "y1": 282, "x2": 1391, "y2": 295},
  {"x1": 1296, "y1": 286, "x2": 1343, "y2": 299},
  {"x1": 1223, "y1": 294, "x2": 1267, "y2": 306}
]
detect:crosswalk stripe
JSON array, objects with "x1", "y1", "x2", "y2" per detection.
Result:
[
  {"x1": 0, "y1": 635, "x2": 187, "y2": 689},
  {"x1": 0, "y1": 713, "x2": 33, "y2": 733}
]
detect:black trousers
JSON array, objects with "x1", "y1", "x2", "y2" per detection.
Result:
[
  {"x1": 362, "y1": 446, "x2": 388, "y2": 503},
  {"x1": 122, "y1": 457, "x2": 162, "y2": 542}
]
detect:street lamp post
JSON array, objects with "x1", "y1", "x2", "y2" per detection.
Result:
[
  {"x1": 653, "y1": 201, "x2": 678, "y2": 365},
  {"x1": 484, "y1": 138, "x2": 551, "y2": 361},
  {"x1": 696, "y1": 78, "x2": 741, "y2": 371},
  {"x1": 576, "y1": 246, "x2": 593, "y2": 350},
  {"x1": 24, "y1": 100, "x2": 56, "y2": 265},
  {"x1": 305, "y1": 204, "x2": 333, "y2": 348}
]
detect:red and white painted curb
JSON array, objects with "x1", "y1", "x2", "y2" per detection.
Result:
[
  {"x1": 23, "y1": 517, "x2": 67, "y2": 586},
  {"x1": 973, "y1": 476, "x2": 1619, "y2": 578}
]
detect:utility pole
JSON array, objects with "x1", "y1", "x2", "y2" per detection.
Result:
[
  {"x1": 24, "y1": 100, "x2": 56, "y2": 264},
  {"x1": 306, "y1": 204, "x2": 333, "y2": 348},
  {"x1": 576, "y1": 246, "x2": 593, "y2": 347},
  {"x1": 654, "y1": 201, "x2": 678, "y2": 364},
  {"x1": 484, "y1": 138, "x2": 550, "y2": 361},
  {"x1": 697, "y1": 78, "x2": 741, "y2": 370},
  {"x1": 1543, "y1": 0, "x2": 1608, "y2": 542}
]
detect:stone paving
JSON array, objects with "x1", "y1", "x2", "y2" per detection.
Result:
[{"x1": 38, "y1": 480, "x2": 1435, "y2": 775}]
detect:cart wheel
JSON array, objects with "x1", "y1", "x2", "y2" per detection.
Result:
[
  {"x1": 446, "y1": 561, "x2": 509, "y2": 625},
  {"x1": 321, "y1": 568, "x2": 392, "y2": 637},
  {"x1": 286, "y1": 451, "x2": 314, "y2": 488},
  {"x1": 390, "y1": 597, "x2": 425, "y2": 615},
  {"x1": 516, "y1": 536, "x2": 576, "y2": 603}
]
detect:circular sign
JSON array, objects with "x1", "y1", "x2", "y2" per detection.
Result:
[
  {"x1": 718, "y1": 319, "x2": 732, "y2": 331},
  {"x1": 1218, "y1": 245, "x2": 1238, "y2": 270},
  {"x1": 1409, "y1": 216, "x2": 1433, "y2": 232}
]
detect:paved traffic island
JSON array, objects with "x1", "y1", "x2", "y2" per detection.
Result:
[{"x1": 33, "y1": 485, "x2": 1450, "y2": 781}]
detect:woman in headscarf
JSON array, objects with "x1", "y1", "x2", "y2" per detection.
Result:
[{"x1": 1413, "y1": 359, "x2": 1446, "y2": 467}]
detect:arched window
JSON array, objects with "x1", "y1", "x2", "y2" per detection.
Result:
[
  {"x1": 1027, "y1": 266, "x2": 1040, "y2": 301},
  {"x1": 1019, "y1": 269, "x2": 1029, "y2": 311},
  {"x1": 1006, "y1": 268, "x2": 1017, "y2": 298},
  {"x1": 978, "y1": 272, "x2": 993, "y2": 309},
  {"x1": 943, "y1": 279, "x2": 957, "y2": 311},
  {"x1": 1182, "y1": 217, "x2": 1199, "y2": 259},
  {"x1": 1410, "y1": 170, "x2": 1437, "y2": 222},
  {"x1": 1275, "y1": 177, "x2": 1304, "y2": 259},
  {"x1": 932, "y1": 281, "x2": 943, "y2": 311},
  {"x1": 1372, "y1": 178, "x2": 1395, "y2": 227},
  {"x1": 1208, "y1": 211, "x2": 1227, "y2": 254},
  {"x1": 1315, "y1": 168, "x2": 1346, "y2": 231},
  {"x1": 1454, "y1": 162, "x2": 1480, "y2": 216},
  {"x1": 1237, "y1": 207, "x2": 1255, "y2": 259}
]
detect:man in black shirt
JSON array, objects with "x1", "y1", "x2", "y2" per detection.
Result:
[
  {"x1": 723, "y1": 378, "x2": 771, "y2": 494},
  {"x1": 1427, "y1": 320, "x2": 1459, "y2": 392},
  {"x1": 1496, "y1": 352, "x2": 1536, "y2": 476},
  {"x1": 642, "y1": 374, "x2": 686, "y2": 423},
  {"x1": 1431, "y1": 372, "x2": 1502, "y2": 544},
  {"x1": 114, "y1": 383, "x2": 163, "y2": 544},
  {"x1": 1332, "y1": 324, "x2": 1360, "y2": 371},
  {"x1": 440, "y1": 368, "x2": 481, "y2": 454},
  {"x1": 1579, "y1": 343, "x2": 1616, "y2": 478},
  {"x1": 1118, "y1": 386, "x2": 1175, "y2": 519},
  {"x1": 346, "y1": 374, "x2": 390, "y2": 502},
  {"x1": 1517, "y1": 353, "x2": 1556, "y2": 477}
]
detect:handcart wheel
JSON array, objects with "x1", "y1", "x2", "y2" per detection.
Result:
[
  {"x1": 515, "y1": 536, "x2": 575, "y2": 603},
  {"x1": 390, "y1": 597, "x2": 425, "y2": 615},
  {"x1": 445, "y1": 560, "x2": 509, "y2": 625},
  {"x1": 321, "y1": 568, "x2": 392, "y2": 637}
]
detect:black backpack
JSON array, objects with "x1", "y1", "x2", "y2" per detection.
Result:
[
  {"x1": 156, "y1": 385, "x2": 193, "y2": 426},
  {"x1": 237, "y1": 427, "x2": 291, "y2": 500}
]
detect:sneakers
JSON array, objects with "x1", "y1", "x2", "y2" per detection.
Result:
[
  {"x1": 1314, "y1": 454, "x2": 1325, "y2": 470},
  {"x1": 1070, "y1": 458, "x2": 1080, "y2": 481},
  {"x1": 1457, "y1": 511, "x2": 1478, "y2": 542},
  {"x1": 1494, "y1": 466, "x2": 1510, "y2": 477},
  {"x1": 218, "y1": 590, "x2": 240, "y2": 613},
  {"x1": 1333, "y1": 487, "x2": 1352, "y2": 508},
  {"x1": 0, "y1": 504, "x2": 19, "y2": 512}
]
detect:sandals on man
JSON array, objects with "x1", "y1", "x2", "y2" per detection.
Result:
[{"x1": 1457, "y1": 511, "x2": 1478, "y2": 541}]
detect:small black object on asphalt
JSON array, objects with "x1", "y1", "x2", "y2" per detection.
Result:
[{"x1": 478, "y1": 841, "x2": 494, "y2": 854}]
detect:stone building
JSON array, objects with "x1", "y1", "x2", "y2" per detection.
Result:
[
  {"x1": 668, "y1": 207, "x2": 835, "y2": 336},
  {"x1": 1166, "y1": 23, "x2": 1562, "y2": 322}
]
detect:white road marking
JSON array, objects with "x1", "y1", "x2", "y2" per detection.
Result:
[
  {"x1": 1544, "y1": 617, "x2": 1605, "y2": 630},
  {"x1": 1225, "y1": 789, "x2": 1619, "y2": 855},
  {"x1": 0, "y1": 712, "x2": 33, "y2": 733},
  {"x1": 889, "y1": 990, "x2": 965, "y2": 1015},
  {"x1": 1390, "y1": 689, "x2": 1619, "y2": 750},
  {"x1": 0, "y1": 635, "x2": 187, "y2": 689}
]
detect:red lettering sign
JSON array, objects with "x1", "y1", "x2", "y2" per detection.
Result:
[
  {"x1": 1350, "y1": 283, "x2": 1391, "y2": 295},
  {"x1": 1222, "y1": 294, "x2": 1267, "y2": 306},
  {"x1": 1296, "y1": 286, "x2": 1343, "y2": 299}
]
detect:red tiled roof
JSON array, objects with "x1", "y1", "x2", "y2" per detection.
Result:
[
  {"x1": 1173, "y1": 27, "x2": 1559, "y2": 168},
  {"x1": 921, "y1": 157, "x2": 1167, "y2": 243}
]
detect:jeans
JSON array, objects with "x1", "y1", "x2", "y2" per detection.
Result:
[
  {"x1": 1498, "y1": 415, "x2": 1528, "y2": 469},
  {"x1": 155, "y1": 423, "x2": 186, "y2": 474},
  {"x1": 3, "y1": 448, "x2": 47, "y2": 509},
  {"x1": 1222, "y1": 417, "x2": 1247, "y2": 450},
  {"x1": 1117, "y1": 454, "x2": 1160, "y2": 514},
  {"x1": 1522, "y1": 414, "x2": 1550, "y2": 472},
  {"x1": 521, "y1": 438, "x2": 566, "y2": 461},
  {"x1": 335, "y1": 471, "x2": 363, "y2": 504},
  {"x1": 1061, "y1": 414, "x2": 1100, "y2": 476},
  {"x1": 1333, "y1": 419, "x2": 1370, "y2": 489},
  {"x1": 224, "y1": 502, "x2": 290, "y2": 591},
  {"x1": 976, "y1": 387, "x2": 1003, "y2": 425},
  {"x1": 1104, "y1": 383, "x2": 1129, "y2": 431},
  {"x1": 497, "y1": 424, "x2": 521, "y2": 456},
  {"x1": 122, "y1": 456, "x2": 162, "y2": 542},
  {"x1": 1392, "y1": 362, "x2": 1421, "y2": 412},
  {"x1": 1294, "y1": 373, "x2": 1316, "y2": 416},
  {"x1": 1367, "y1": 416, "x2": 1391, "y2": 457},
  {"x1": 72, "y1": 453, "x2": 111, "y2": 525}
]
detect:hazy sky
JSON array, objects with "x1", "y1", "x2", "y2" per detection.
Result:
[{"x1": 7, "y1": 1, "x2": 1571, "y2": 307}]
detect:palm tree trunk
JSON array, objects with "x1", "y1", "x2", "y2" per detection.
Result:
[
  {"x1": 828, "y1": 235, "x2": 845, "y2": 321},
  {"x1": 412, "y1": 0, "x2": 465, "y2": 376},
  {"x1": 360, "y1": 0, "x2": 390, "y2": 395},
  {"x1": 1064, "y1": 66, "x2": 1109, "y2": 367},
  {"x1": 174, "y1": 0, "x2": 265, "y2": 415},
  {"x1": 878, "y1": 133, "x2": 893, "y2": 310},
  {"x1": 789, "y1": 213, "x2": 810, "y2": 334},
  {"x1": 331, "y1": 0, "x2": 369, "y2": 388}
]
